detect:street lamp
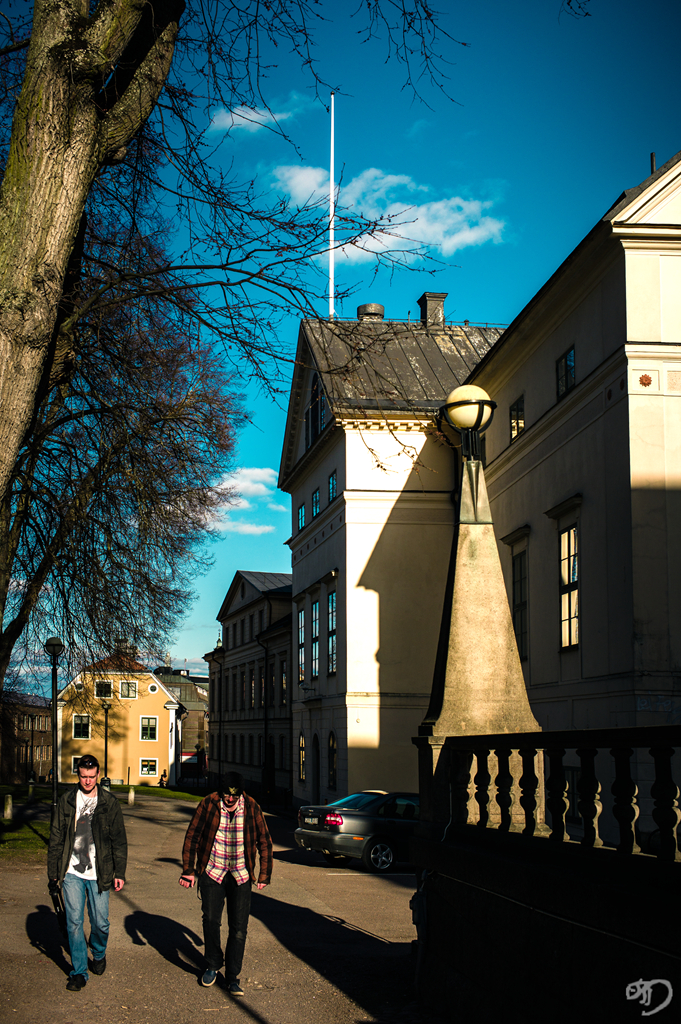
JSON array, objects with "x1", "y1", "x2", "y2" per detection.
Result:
[
  {"x1": 440, "y1": 384, "x2": 496, "y2": 461},
  {"x1": 101, "y1": 702, "x2": 112, "y2": 790},
  {"x1": 43, "y1": 636, "x2": 65, "y2": 822}
]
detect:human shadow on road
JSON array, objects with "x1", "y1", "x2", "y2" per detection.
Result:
[
  {"x1": 250, "y1": 891, "x2": 423, "y2": 1021},
  {"x1": 25, "y1": 904, "x2": 71, "y2": 975},
  {"x1": 124, "y1": 910, "x2": 204, "y2": 976}
]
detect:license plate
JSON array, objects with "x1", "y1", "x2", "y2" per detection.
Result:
[{"x1": 305, "y1": 816, "x2": 318, "y2": 825}]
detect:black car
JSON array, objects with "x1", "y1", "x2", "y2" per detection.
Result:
[{"x1": 294, "y1": 790, "x2": 420, "y2": 872}]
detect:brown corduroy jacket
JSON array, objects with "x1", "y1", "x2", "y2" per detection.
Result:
[{"x1": 181, "y1": 791, "x2": 272, "y2": 885}]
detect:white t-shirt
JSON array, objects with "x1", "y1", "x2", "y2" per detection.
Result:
[{"x1": 67, "y1": 788, "x2": 98, "y2": 881}]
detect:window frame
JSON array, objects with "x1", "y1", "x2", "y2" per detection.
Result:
[
  {"x1": 73, "y1": 714, "x2": 91, "y2": 740},
  {"x1": 95, "y1": 680, "x2": 113, "y2": 698},
  {"x1": 312, "y1": 488, "x2": 320, "y2": 518},
  {"x1": 556, "y1": 346, "x2": 576, "y2": 400},
  {"x1": 298, "y1": 732, "x2": 306, "y2": 782},
  {"x1": 311, "y1": 600, "x2": 320, "y2": 679},
  {"x1": 120, "y1": 679, "x2": 137, "y2": 699},
  {"x1": 328, "y1": 470, "x2": 337, "y2": 503},
  {"x1": 297, "y1": 503, "x2": 305, "y2": 531},
  {"x1": 140, "y1": 758, "x2": 158, "y2": 777},
  {"x1": 327, "y1": 591, "x2": 337, "y2": 674},
  {"x1": 298, "y1": 608, "x2": 305, "y2": 684},
  {"x1": 512, "y1": 550, "x2": 528, "y2": 661},
  {"x1": 510, "y1": 395, "x2": 525, "y2": 443},
  {"x1": 140, "y1": 716, "x2": 158, "y2": 741},
  {"x1": 560, "y1": 524, "x2": 579, "y2": 649}
]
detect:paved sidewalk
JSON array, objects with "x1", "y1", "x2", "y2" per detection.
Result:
[{"x1": 0, "y1": 795, "x2": 442, "y2": 1024}]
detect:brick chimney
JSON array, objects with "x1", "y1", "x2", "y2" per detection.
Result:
[{"x1": 417, "y1": 292, "x2": 447, "y2": 327}]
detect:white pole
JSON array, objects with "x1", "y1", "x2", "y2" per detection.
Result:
[{"x1": 329, "y1": 92, "x2": 335, "y2": 320}]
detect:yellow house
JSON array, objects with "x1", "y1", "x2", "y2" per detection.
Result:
[{"x1": 57, "y1": 654, "x2": 181, "y2": 786}]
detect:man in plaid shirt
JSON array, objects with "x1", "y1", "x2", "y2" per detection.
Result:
[{"x1": 179, "y1": 772, "x2": 272, "y2": 996}]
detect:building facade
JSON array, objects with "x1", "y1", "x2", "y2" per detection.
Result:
[
  {"x1": 153, "y1": 666, "x2": 209, "y2": 783},
  {"x1": 205, "y1": 571, "x2": 293, "y2": 803},
  {"x1": 0, "y1": 692, "x2": 52, "y2": 783},
  {"x1": 57, "y1": 654, "x2": 181, "y2": 786},
  {"x1": 278, "y1": 297, "x2": 503, "y2": 806}
]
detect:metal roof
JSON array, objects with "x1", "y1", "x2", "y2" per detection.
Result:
[
  {"x1": 301, "y1": 317, "x2": 504, "y2": 414},
  {"x1": 237, "y1": 571, "x2": 292, "y2": 594}
]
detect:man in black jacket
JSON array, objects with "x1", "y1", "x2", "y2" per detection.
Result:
[{"x1": 48, "y1": 754, "x2": 128, "y2": 992}]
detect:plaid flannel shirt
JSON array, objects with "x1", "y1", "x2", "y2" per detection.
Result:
[
  {"x1": 205, "y1": 795, "x2": 250, "y2": 885},
  {"x1": 182, "y1": 791, "x2": 273, "y2": 885}
]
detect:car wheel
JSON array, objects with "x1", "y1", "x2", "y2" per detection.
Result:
[
  {"x1": 361, "y1": 838, "x2": 395, "y2": 873},
  {"x1": 323, "y1": 853, "x2": 352, "y2": 866}
]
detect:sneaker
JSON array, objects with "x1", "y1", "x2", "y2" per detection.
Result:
[
  {"x1": 90, "y1": 957, "x2": 107, "y2": 976},
  {"x1": 201, "y1": 969, "x2": 218, "y2": 987},
  {"x1": 66, "y1": 975, "x2": 87, "y2": 992},
  {"x1": 227, "y1": 981, "x2": 244, "y2": 997}
]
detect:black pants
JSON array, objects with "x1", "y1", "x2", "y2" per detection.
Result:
[{"x1": 198, "y1": 872, "x2": 252, "y2": 981}]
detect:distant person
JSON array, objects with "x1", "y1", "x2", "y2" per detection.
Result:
[
  {"x1": 47, "y1": 754, "x2": 128, "y2": 992},
  {"x1": 179, "y1": 771, "x2": 272, "y2": 996},
  {"x1": 159, "y1": 770, "x2": 168, "y2": 788}
]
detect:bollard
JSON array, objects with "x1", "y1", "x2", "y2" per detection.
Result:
[
  {"x1": 4, "y1": 794, "x2": 12, "y2": 819},
  {"x1": 128, "y1": 787, "x2": 135, "y2": 806}
]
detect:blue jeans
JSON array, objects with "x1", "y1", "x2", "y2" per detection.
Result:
[
  {"x1": 199, "y1": 872, "x2": 252, "y2": 981},
  {"x1": 62, "y1": 874, "x2": 110, "y2": 979}
]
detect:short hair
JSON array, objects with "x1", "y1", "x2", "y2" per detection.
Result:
[
  {"x1": 76, "y1": 754, "x2": 100, "y2": 772},
  {"x1": 219, "y1": 771, "x2": 244, "y2": 798}
]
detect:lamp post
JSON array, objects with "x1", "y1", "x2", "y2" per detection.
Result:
[
  {"x1": 101, "y1": 702, "x2": 112, "y2": 790},
  {"x1": 43, "y1": 636, "x2": 65, "y2": 822}
]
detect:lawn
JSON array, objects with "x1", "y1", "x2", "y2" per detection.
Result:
[{"x1": 0, "y1": 817, "x2": 50, "y2": 855}]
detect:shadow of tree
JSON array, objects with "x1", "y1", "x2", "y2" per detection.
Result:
[
  {"x1": 25, "y1": 904, "x2": 71, "y2": 975},
  {"x1": 124, "y1": 909, "x2": 204, "y2": 976},
  {"x1": 250, "y1": 892, "x2": 444, "y2": 1022}
]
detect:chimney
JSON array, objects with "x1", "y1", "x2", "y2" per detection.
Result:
[
  {"x1": 357, "y1": 303, "x2": 384, "y2": 321},
  {"x1": 417, "y1": 292, "x2": 447, "y2": 327}
]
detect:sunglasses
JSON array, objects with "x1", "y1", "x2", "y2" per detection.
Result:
[{"x1": 78, "y1": 758, "x2": 99, "y2": 769}]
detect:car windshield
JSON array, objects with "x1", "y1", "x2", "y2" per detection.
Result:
[{"x1": 326, "y1": 792, "x2": 383, "y2": 810}]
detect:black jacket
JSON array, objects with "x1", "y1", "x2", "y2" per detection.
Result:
[{"x1": 47, "y1": 785, "x2": 128, "y2": 891}]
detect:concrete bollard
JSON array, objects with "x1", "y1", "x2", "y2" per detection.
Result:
[
  {"x1": 128, "y1": 787, "x2": 135, "y2": 806},
  {"x1": 4, "y1": 794, "x2": 12, "y2": 819}
]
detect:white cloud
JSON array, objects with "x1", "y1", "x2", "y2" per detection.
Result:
[
  {"x1": 272, "y1": 163, "x2": 505, "y2": 261},
  {"x1": 220, "y1": 522, "x2": 276, "y2": 535},
  {"x1": 222, "y1": 467, "x2": 278, "y2": 497},
  {"x1": 267, "y1": 502, "x2": 288, "y2": 512},
  {"x1": 210, "y1": 93, "x2": 312, "y2": 134}
]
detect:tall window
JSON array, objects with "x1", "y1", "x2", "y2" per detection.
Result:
[
  {"x1": 299, "y1": 732, "x2": 306, "y2": 781},
  {"x1": 280, "y1": 659, "x2": 287, "y2": 705},
  {"x1": 249, "y1": 668, "x2": 255, "y2": 708},
  {"x1": 240, "y1": 670, "x2": 246, "y2": 708},
  {"x1": 328, "y1": 732, "x2": 337, "y2": 789},
  {"x1": 268, "y1": 663, "x2": 275, "y2": 706},
  {"x1": 141, "y1": 717, "x2": 158, "y2": 741},
  {"x1": 305, "y1": 374, "x2": 324, "y2": 449},
  {"x1": 120, "y1": 680, "x2": 137, "y2": 698},
  {"x1": 560, "y1": 525, "x2": 579, "y2": 647},
  {"x1": 232, "y1": 673, "x2": 237, "y2": 709},
  {"x1": 510, "y1": 396, "x2": 525, "y2": 442},
  {"x1": 279, "y1": 734, "x2": 286, "y2": 770},
  {"x1": 311, "y1": 600, "x2": 320, "y2": 678},
  {"x1": 73, "y1": 715, "x2": 90, "y2": 740},
  {"x1": 328, "y1": 591, "x2": 337, "y2": 674},
  {"x1": 557, "y1": 346, "x2": 575, "y2": 400},
  {"x1": 328, "y1": 470, "x2": 337, "y2": 502},
  {"x1": 512, "y1": 551, "x2": 528, "y2": 660},
  {"x1": 298, "y1": 503, "x2": 305, "y2": 531},
  {"x1": 298, "y1": 609, "x2": 305, "y2": 683},
  {"x1": 258, "y1": 666, "x2": 264, "y2": 707},
  {"x1": 312, "y1": 488, "x2": 320, "y2": 518}
]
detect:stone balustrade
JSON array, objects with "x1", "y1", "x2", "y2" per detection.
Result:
[{"x1": 415, "y1": 724, "x2": 681, "y2": 862}]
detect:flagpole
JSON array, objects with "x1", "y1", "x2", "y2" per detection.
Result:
[{"x1": 329, "y1": 92, "x2": 335, "y2": 319}]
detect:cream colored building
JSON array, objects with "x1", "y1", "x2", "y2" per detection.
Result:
[
  {"x1": 57, "y1": 654, "x2": 181, "y2": 786},
  {"x1": 278, "y1": 296, "x2": 502, "y2": 805},
  {"x1": 471, "y1": 149, "x2": 681, "y2": 744}
]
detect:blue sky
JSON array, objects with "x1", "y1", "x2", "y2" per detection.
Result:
[{"x1": 172, "y1": 0, "x2": 681, "y2": 673}]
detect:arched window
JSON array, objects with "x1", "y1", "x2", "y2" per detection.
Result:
[
  {"x1": 298, "y1": 732, "x2": 306, "y2": 782},
  {"x1": 304, "y1": 373, "x2": 327, "y2": 450},
  {"x1": 328, "y1": 732, "x2": 337, "y2": 790}
]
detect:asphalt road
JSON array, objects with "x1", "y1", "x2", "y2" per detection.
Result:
[{"x1": 0, "y1": 796, "x2": 443, "y2": 1024}]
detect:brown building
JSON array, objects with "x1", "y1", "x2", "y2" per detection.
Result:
[{"x1": 0, "y1": 692, "x2": 53, "y2": 784}]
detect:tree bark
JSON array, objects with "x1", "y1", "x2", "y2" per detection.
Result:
[{"x1": 0, "y1": 0, "x2": 183, "y2": 508}]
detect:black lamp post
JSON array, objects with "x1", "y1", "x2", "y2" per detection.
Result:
[
  {"x1": 101, "y1": 702, "x2": 112, "y2": 790},
  {"x1": 43, "y1": 636, "x2": 65, "y2": 822}
]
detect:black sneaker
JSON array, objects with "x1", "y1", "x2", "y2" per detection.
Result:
[
  {"x1": 227, "y1": 981, "x2": 244, "y2": 997},
  {"x1": 90, "y1": 957, "x2": 107, "y2": 976},
  {"x1": 66, "y1": 975, "x2": 87, "y2": 992},
  {"x1": 201, "y1": 969, "x2": 218, "y2": 987}
]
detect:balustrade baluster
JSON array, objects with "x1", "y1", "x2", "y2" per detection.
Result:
[
  {"x1": 546, "y1": 747, "x2": 570, "y2": 841},
  {"x1": 474, "y1": 749, "x2": 491, "y2": 828},
  {"x1": 575, "y1": 746, "x2": 603, "y2": 848},
  {"x1": 650, "y1": 745, "x2": 681, "y2": 863},
  {"x1": 451, "y1": 750, "x2": 473, "y2": 827},
  {"x1": 494, "y1": 748, "x2": 513, "y2": 832},
  {"x1": 519, "y1": 746, "x2": 539, "y2": 838},
  {"x1": 610, "y1": 746, "x2": 640, "y2": 855}
]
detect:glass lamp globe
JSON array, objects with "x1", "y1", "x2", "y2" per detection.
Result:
[{"x1": 444, "y1": 385, "x2": 494, "y2": 431}]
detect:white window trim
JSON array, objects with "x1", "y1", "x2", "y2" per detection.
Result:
[
  {"x1": 119, "y1": 679, "x2": 138, "y2": 699},
  {"x1": 139, "y1": 757, "x2": 158, "y2": 777},
  {"x1": 71, "y1": 756, "x2": 83, "y2": 774},
  {"x1": 140, "y1": 715, "x2": 159, "y2": 742},
  {"x1": 72, "y1": 714, "x2": 91, "y2": 740}
]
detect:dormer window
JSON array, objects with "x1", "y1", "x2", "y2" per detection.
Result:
[{"x1": 304, "y1": 373, "x2": 326, "y2": 450}]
